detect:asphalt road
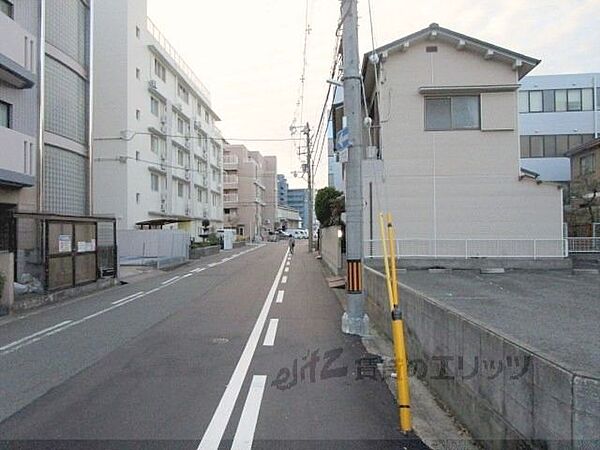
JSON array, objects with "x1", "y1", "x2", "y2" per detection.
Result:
[{"x1": 0, "y1": 241, "x2": 428, "y2": 449}]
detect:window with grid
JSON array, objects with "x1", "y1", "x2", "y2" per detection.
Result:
[
  {"x1": 43, "y1": 145, "x2": 87, "y2": 215},
  {"x1": 150, "y1": 134, "x2": 164, "y2": 154},
  {"x1": 580, "y1": 154, "x2": 596, "y2": 175},
  {"x1": 45, "y1": 0, "x2": 88, "y2": 66},
  {"x1": 45, "y1": 57, "x2": 88, "y2": 145}
]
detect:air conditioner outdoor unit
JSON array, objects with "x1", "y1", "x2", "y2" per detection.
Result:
[
  {"x1": 160, "y1": 123, "x2": 168, "y2": 133},
  {"x1": 184, "y1": 169, "x2": 191, "y2": 180},
  {"x1": 148, "y1": 80, "x2": 157, "y2": 89},
  {"x1": 160, "y1": 114, "x2": 167, "y2": 124},
  {"x1": 175, "y1": 103, "x2": 183, "y2": 111}
]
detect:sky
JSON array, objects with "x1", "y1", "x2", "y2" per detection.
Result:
[{"x1": 147, "y1": 0, "x2": 600, "y2": 190}]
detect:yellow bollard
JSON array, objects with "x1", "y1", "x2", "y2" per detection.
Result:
[{"x1": 379, "y1": 213, "x2": 412, "y2": 433}]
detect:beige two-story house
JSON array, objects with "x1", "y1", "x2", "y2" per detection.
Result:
[{"x1": 361, "y1": 23, "x2": 564, "y2": 258}]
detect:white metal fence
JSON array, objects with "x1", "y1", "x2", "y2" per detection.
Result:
[
  {"x1": 364, "y1": 239, "x2": 570, "y2": 259},
  {"x1": 567, "y1": 238, "x2": 600, "y2": 253}
]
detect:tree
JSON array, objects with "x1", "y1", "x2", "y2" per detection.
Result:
[
  {"x1": 315, "y1": 187, "x2": 343, "y2": 227},
  {"x1": 570, "y1": 175, "x2": 600, "y2": 228}
]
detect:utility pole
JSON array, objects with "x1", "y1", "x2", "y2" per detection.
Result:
[
  {"x1": 341, "y1": 0, "x2": 369, "y2": 335},
  {"x1": 305, "y1": 123, "x2": 314, "y2": 253}
]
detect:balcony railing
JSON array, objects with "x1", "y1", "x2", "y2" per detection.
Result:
[
  {"x1": 224, "y1": 194, "x2": 239, "y2": 203},
  {"x1": 0, "y1": 127, "x2": 35, "y2": 183},
  {"x1": 223, "y1": 156, "x2": 239, "y2": 167},
  {"x1": 146, "y1": 17, "x2": 211, "y2": 102}
]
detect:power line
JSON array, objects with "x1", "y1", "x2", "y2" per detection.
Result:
[{"x1": 93, "y1": 132, "x2": 302, "y2": 143}]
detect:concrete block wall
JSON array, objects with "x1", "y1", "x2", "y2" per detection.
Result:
[
  {"x1": 363, "y1": 266, "x2": 600, "y2": 449},
  {"x1": 319, "y1": 226, "x2": 342, "y2": 275}
]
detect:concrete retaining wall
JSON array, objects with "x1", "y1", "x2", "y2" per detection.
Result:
[
  {"x1": 0, "y1": 251, "x2": 14, "y2": 315},
  {"x1": 320, "y1": 226, "x2": 343, "y2": 275},
  {"x1": 190, "y1": 246, "x2": 220, "y2": 259},
  {"x1": 363, "y1": 266, "x2": 599, "y2": 449}
]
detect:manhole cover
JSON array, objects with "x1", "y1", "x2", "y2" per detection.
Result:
[{"x1": 211, "y1": 337, "x2": 229, "y2": 344}]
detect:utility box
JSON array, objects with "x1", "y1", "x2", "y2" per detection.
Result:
[{"x1": 219, "y1": 229, "x2": 235, "y2": 251}]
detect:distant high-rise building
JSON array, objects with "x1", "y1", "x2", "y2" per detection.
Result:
[
  {"x1": 277, "y1": 174, "x2": 288, "y2": 206},
  {"x1": 93, "y1": 0, "x2": 224, "y2": 236},
  {"x1": 287, "y1": 188, "x2": 309, "y2": 229},
  {"x1": 223, "y1": 145, "x2": 277, "y2": 240}
]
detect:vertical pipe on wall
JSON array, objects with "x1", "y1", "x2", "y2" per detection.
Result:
[
  {"x1": 87, "y1": 0, "x2": 95, "y2": 215},
  {"x1": 37, "y1": 0, "x2": 46, "y2": 212}
]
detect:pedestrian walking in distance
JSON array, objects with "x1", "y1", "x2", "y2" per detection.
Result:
[{"x1": 289, "y1": 236, "x2": 295, "y2": 254}]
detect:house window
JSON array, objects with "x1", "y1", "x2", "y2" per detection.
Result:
[
  {"x1": 543, "y1": 90, "x2": 555, "y2": 112},
  {"x1": 520, "y1": 137, "x2": 530, "y2": 158},
  {"x1": 555, "y1": 90, "x2": 567, "y2": 112},
  {"x1": 582, "y1": 89, "x2": 594, "y2": 111},
  {"x1": 178, "y1": 181, "x2": 184, "y2": 198},
  {"x1": 150, "y1": 97, "x2": 160, "y2": 117},
  {"x1": 0, "y1": 0, "x2": 13, "y2": 18},
  {"x1": 0, "y1": 101, "x2": 11, "y2": 128},
  {"x1": 177, "y1": 149, "x2": 185, "y2": 166},
  {"x1": 528, "y1": 91, "x2": 543, "y2": 113},
  {"x1": 530, "y1": 136, "x2": 544, "y2": 157},
  {"x1": 425, "y1": 96, "x2": 480, "y2": 131},
  {"x1": 567, "y1": 89, "x2": 582, "y2": 111},
  {"x1": 580, "y1": 154, "x2": 596, "y2": 175},
  {"x1": 136, "y1": 68, "x2": 141, "y2": 79},
  {"x1": 177, "y1": 116, "x2": 185, "y2": 134},
  {"x1": 178, "y1": 83, "x2": 189, "y2": 104},
  {"x1": 154, "y1": 59, "x2": 166, "y2": 82},
  {"x1": 136, "y1": 193, "x2": 141, "y2": 204},
  {"x1": 151, "y1": 134, "x2": 164, "y2": 154},
  {"x1": 136, "y1": 26, "x2": 140, "y2": 38},
  {"x1": 518, "y1": 92, "x2": 529, "y2": 113},
  {"x1": 151, "y1": 173, "x2": 159, "y2": 192},
  {"x1": 196, "y1": 186, "x2": 202, "y2": 201},
  {"x1": 205, "y1": 110, "x2": 210, "y2": 123},
  {"x1": 136, "y1": 109, "x2": 141, "y2": 120}
]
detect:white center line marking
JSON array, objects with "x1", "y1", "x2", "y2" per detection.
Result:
[
  {"x1": 276, "y1": 290, "x2": 284, "y2": 304},
  {"x1": 262, "y1": 319, "x2": 279, "y2": 347},
  {"x1": 197, "y1": 250, "x2": 289, "y2": 450},
  {"x1": 208, "y1": 262, "x2": 220, "y2": 268},
  {"x1": 0, "y1": 321, "x2": 73, "y2": 352},
  {"x1": 111, "y1": 291, "x2": 145, "y2": 305},
  {"x1": 146, "y1": 287, "x2": 162, "y2": 295},
  {"x1": 281, "y1": 275, "x2": 288, "y2": 284},
  {"x1": 161, "y1": 276, "x2": 180, "y2": 285},
  {"x1": 231, "y1": 375, "x2": 268, "y2": 450},
  {"x1": 181, "y1": 273, "x2": 193, "y2": 279}
]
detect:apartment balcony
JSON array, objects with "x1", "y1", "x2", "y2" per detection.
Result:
[
  {"x1": 223, "y1": 156, "x2": 239, "y2": 170},
  {"x1": 223, "y1": 193, "x2": 239, "y2": 204},
  {"x1": 0, "y1": 13, "x2": 36, "y2": 89},
  {"x1": 0, "y1": 127, "x2": 35, "y2": 188},
  {"x1": 223, "y1": 176, "x2": 238, "y2": 189}
]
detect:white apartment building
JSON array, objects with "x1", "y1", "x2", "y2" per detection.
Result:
[
  {"x1": 518, "y1": 73, "x2": 600, "y2": 182},
  {"x1": 93, "y1": 0, "x2": 224, "y2": 237}
]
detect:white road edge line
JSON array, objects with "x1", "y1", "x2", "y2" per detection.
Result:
[
  {"x1": 281, "y1": 276, "x2": 288, "y2": 284},
  {"x1": 284, "y1": 267, "x2": 289, "y2": 273},
  {"x1": 161, "y1": 276, "x2": 180, "y2": 285},
  {"x1": 0, "y1": 320, "x2": 73, "y2": 352},
  {"x1": 262, "y1": 319, "x2": 279, "y2": 347},
  {"x1": 231, "y1": 375, "x2": 268, "y2": 450},
  {"x1": 111, "y1": 291, "x2": 145, "y2": 305},
  {"x1": 275, "y1": 290, "x2": 284, "y2": 304},
  {"x1": 197, "y1": 249, "x2": 289, "y2": 450}
]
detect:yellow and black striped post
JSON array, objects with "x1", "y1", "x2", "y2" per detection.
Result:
[{"x1": 346, "y1": 259, "x2": 363, "y2": 293}]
